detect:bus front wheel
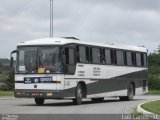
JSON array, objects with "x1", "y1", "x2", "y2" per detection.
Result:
[
  {"x1": 34, "y1": 98, "x2": 45, "y2": 105},
  {"x1": 73, "y1": 83, "x2": 83, "y2": 105}
]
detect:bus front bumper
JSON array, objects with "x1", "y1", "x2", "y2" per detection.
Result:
[{"x1": 14, "y1": 89, "x2": 73, "y2": 99}]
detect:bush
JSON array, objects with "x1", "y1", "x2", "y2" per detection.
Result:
[
  {"x1": 148, "y1": 74, "x2": 160, "y2": 90},
  {"x1": 0, "y1": 70, "x2": 14, "y2": 91}
]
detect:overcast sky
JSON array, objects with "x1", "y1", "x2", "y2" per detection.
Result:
[{"x1": 0, "y1": 0, "x2": 160, "y2": 58}]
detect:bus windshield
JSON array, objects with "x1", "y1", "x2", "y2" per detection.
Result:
[{"x1": 16, "y1": 46, "x2": 62, "y2": 73}]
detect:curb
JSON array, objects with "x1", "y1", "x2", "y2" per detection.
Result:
[{"x1": 137, "y1": 100, "x2": 160, "y2": 115}]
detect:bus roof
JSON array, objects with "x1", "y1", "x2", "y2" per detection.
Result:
[{"x1": 17, "y1": 37, "x2": 147, "y2": 52}]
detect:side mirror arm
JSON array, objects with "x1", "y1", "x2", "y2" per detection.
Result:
[{"x1": 10, "y1": 50, "x2": 18, "y2": 68}]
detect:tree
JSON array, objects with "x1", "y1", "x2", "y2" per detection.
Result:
[{"x1": 157, "y1": 45, "x2": 160, "y2": 54}]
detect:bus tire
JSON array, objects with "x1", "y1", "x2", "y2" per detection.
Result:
[
  {"x1": 73, "y1": 83, "x2": 83, "y2": 105},
  {"x1": 91, "y1": 97, "x2": 104, "y2": 103},
  {"x1": 119, "y1": 83, "x2": 134, "y2": 101},
  {"x1": 34, "y1": 98, "x2": 45, "y2": 105}
]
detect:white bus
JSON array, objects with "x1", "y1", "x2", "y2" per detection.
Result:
[{"x1": 11, "y1": 37, "x2": 148, "y2": 105}]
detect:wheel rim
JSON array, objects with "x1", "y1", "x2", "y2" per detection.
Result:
[
  {"x1": 77, "y1": 86, "x2": 82, "y2": 99},
  {"x1": 128, "y1": 86, "x2": 133, "y2": 99}
]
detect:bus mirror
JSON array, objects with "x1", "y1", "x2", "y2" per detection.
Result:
[
  {"x1": 62, "y1": 55, "x2": 66, "y2": 64},
  {"x1": 10, "y1": 50, "x2": 18, "y2": 68}
]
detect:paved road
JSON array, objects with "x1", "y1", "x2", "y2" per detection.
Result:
[{"x1": 0, "y1": 95, "x2": 160, "y2": 114}]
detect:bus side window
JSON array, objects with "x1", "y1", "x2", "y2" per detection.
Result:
[
  {"x1": 136, "y1": 53, "x2": 142, "y2": 67},
  {"x1": 131, "y1": 52, "x2": 136, "y2": 66},
  {"x1": 105, "y1": 49, "x2": 111, "y2": 64},
  {"x1": 76, "y1": 46, "x2": 80, "y2": 62},
  {"x1": 76, "y1": 46, "x2": 90, "y2": 63},
  {"x1": 86, "y1": 47, "x2": 90, "y2": 63},
  {"x1": 65, "y1": 48, "x2": 69, "y2": 64},
  {"x1": 111, "y1": 49, "x2": 117, "y2": 65},
  {"x1": 92, "y1": 47, "x2": 100, "y2": 64},
  {"x1": 143, "y1": 53, "x2": 147, "y2": 67},
  {"x1": 141, "y1": 53, "x2": 144, "y2": 67},
  {"x1": 69, "y1": 48, "x2": 75, "y2": 65},
  {"x1": 100, "y1": 48, "x2": 105, "y2": 64},
  {"x1": 126, "y1": 51, "x2": 132, "y2": 66},
  {"x1": 65, "y1": 47, "x2": 76, "y2": 74},
  {"x1": 116, "y1": 50, "x2": 124, "y2": 65},
  {"x1": 123, "y1": 51, "x2": 127, "y2": 65},
  {"x1": 79, "y1": 46, "x2": 86, "y2": 63}
]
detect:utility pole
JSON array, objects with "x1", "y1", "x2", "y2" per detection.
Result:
[{"x1": 50, "y1": 0, "x2": 53, "y2": 38}]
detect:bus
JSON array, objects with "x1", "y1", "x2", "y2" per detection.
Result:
[{"x1": 11, "y1": 37, "x2": 148, "y2": 105}]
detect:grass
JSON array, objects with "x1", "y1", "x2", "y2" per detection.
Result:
[
  {"x1": 148, "y1": 90, "x2": 160, "y2": 95},
  {"x1": 141, "y1": 100, "x2": 160, "y2": 115},
  {"x1": 0, "y1": 91, "x2": 14, "y2": 96}
]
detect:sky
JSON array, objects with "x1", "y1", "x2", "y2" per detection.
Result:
[{"x1": 0, "y1": 0, "x2": 160, "y2": 58}]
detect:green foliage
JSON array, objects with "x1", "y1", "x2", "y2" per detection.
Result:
[
  {"x1": 0, "y1": 59, "x2": 10, "y2": 71},
  {"x1": 148, "y1": 74, "x2": 160, "y2": 90},
  {"x1": 148, "y1": 53, "x2": 160, "y2": 74},
  {"x1": 0, "y1": 58, "x2": 14, "y2": 91},
  {"x1": 0, "y1": 70, "x2": 14, "y2": 91},
  {"x1": 1, "y1": 71, "x2": 14, "y2": 91},
  {"x1": 148, "y1": 52, "x2": 160, "y2": 90}
]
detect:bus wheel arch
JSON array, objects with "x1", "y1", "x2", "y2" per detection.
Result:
[
  {"x1": 73, "y1": 81, "x2": 87, "y2": 105},
  {"x1": 119, "y1": 82, "x2": 135, "y2": 101},
  {"x1": 126, "y1": 82, "x2": 135, "y2": 101},
  {"x1": 78, "y1": 81, "x2": 87, "y2": 98}
]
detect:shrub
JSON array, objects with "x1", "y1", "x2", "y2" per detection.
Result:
[
  {"x1": 148, "y1": 74, "x2": 160, "y2": 90},
  {"x1": 0, "y1": 70, "x2": 14, "y2": 91}
]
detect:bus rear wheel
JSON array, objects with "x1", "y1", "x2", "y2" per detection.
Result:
[
  {"x1": 119, "y1": 83, "x2": 134, "y2": 101},
  {"x1": 73, "y1": 84, "x2": 83, "y2": 105},
  {"x1": 34, "y1": 98, "x2": 45, "y2": 105}
]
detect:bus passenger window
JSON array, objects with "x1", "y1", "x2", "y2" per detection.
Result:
[
  {"x1": 69, "y1": 49, "x2": 75, "y2": 65},
  {"x1": 76, "y1": 46, "x2": 80, "y2": 62},
  {"x1": 65, "y1": 48, "x2": 75, "y2": 65},
  {"x1": 105, "y1": 49, "x2": 111, "y2": 64},
  {"x1": 136, "y1": 53, "x2": 142, "y2": 67},
  {"x1": 79, "y1": 46, "x2": 86, "y2": 63},
  {"x1": 111, "y1": 50, "x2": 117, "y2": 65},
  {"x1": 65, "y1": 48, "x2": 69, "y2": 64},
  {"x1": 131, "y1": 52, "x2": 136, "y2": 66},
  {"x1": 100, "y1": 49, "x2": 105, "y2": 64},
  {"x1": 143, "y1": 53, "x2": 147, "y2": 67},
  {"x1": 141, "y1": 53, "x2": 144, "y2": 67},
  {"x1": 92, "y1": 48, "x2": 100, "y2": 64},
  {"x1": 86, "y1": 47, "x2": 90, "y2": 63},
  {"x1": 123, "y1": 51, "x2": 127, "y2": 65},
  {"x1": 65, "y1": 47, "x2": 76, "y2": 74},
  {"x1": 126, "y1": 52, "x2": 132, "y2": 66},
  {"x1": 116, "y1": 51, "x2": 124, "y2": 65}
]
